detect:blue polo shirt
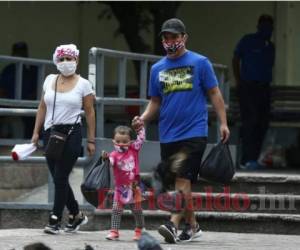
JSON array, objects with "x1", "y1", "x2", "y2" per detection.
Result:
[
  {"x1": 234, "y1": 33, "x2": 275, "y2": 83},
  {"x1": 149, "y1": 50, "x2": 218, "y2": 143}
]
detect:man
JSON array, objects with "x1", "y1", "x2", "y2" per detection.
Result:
[
  {"x1": 0, "y1": 41, "x2": 38, "y2": 100},
  {"x1": 132, "y1": 18, "x2": 230, "y2": 244},
  {"x1": 232, "y1": 14, "x2": 275, "y2": 170},
  {"x1": 0, "y1": 41, "x2": 38, "y2": 138}
]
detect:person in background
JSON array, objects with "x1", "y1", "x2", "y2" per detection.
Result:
[
  {"x1": 31, "y1": 44, "x2": 96, "y2": 234},
  {"x1": 0, "y1": 41, "x2": 38, "y2": 138},
  {"x1": 132, "y1": 18, "x2": 229, "y2": 244},
  {"x1": 102, "y1": 124, "x2": 145, "y2": 241},
  {"x1": 232, "y1": 14, "x2": 275, "y2": 170},
  {"x1": 0, "y1": 41, "x2": 38, "y2": 100}
]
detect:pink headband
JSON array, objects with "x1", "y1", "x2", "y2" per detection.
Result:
[{"x1": 53, "y1": 44, "x2": 79, "y2": 65}]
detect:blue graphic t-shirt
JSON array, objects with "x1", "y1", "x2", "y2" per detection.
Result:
[{"x1": 149, "y1": 50, "x2": 218, "y2": 143}]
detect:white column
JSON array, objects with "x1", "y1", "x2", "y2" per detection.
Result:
[{"x1": 274, "y1": 2, "x2": 300, "y2": 86}]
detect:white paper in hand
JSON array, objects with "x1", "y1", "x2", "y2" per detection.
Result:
[{"x1": 11, "y1": 143, "x2": 37, "y2": 161}]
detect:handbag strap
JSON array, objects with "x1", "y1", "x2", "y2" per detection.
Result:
[
  {"x1": 51, "y1": 75, "x2": 80, "y2": 136},
  {"x1": 50, "y1": 75, "x2": 59, "y2": 126}
]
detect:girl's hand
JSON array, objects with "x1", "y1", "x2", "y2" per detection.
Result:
[
  {"x1": 132, "y1": 116, "x2": 144, "y2": 132},
  {"x1": 102, "y1": 150, "x2": 109, "y2": 159}
]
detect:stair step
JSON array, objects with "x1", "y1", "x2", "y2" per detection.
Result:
[
  {"x1": 141, "y1": 171, "x2": 300, "y2": 195},
  {"x1": 1, "y1": 203, "x2": 300, "y2": 235},
  {"x1": 92, "y1": 209, "x2": 300, "y2": 235},
  {"x1": 100, "y1": 191, "x2": 300, "y2": 214}
]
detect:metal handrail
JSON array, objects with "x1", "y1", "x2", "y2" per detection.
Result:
[
  {"x1": 0, "y1": 55, "x2": 53, "y2": 65},
  {"x1": 0, "y1": 55, "x2": 54, "y2": 100}
]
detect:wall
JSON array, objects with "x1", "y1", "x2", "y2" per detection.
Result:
[
  {"x1": 177, "y1": 1, "x2": 275, "y2": 85},
  {"x1": 0, "y1": 1, "x2": 299, "y2": 87}
]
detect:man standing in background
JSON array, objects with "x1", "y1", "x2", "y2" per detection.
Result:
[{"x1": 232, "y1": 14, "x2": 275, "y2": 170}]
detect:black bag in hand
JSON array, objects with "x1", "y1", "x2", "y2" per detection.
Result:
[
  {"x1": 200, "y1": 142, "x2": 235, "y2": 184},
  {"x1": 81, "y1": 157, "x2": 111, "y2": 208}
]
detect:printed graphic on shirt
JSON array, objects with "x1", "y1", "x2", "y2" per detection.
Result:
[
  {"x1": 159, "y1": 66, "x2": 194, "y2": 94},
  {"x1": 117, "y1": 155, "x2": 135, "y2": 172}
]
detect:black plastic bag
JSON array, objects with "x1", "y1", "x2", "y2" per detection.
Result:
[
  {"x1": 199, "y1": 142, "x2": 235, "y2": 184},
  {"x1": 81, "y1": 157, "x2": 111, "y2": 208}
]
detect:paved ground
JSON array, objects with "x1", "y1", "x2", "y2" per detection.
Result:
[{"x1": 1, "y1": 229, "x2": 300, "y2": 250}]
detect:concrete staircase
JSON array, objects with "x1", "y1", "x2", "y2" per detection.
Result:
[
  {"x1": 1, "y1": 169, "x2": 300, "y2": 235},
  {"x1": 91, "y1": 170, "x2": 300, "y2": 234}
]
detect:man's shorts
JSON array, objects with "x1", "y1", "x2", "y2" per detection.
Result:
[{"x1": 160, "y1": 137, "x2": 207, "y2": 183}]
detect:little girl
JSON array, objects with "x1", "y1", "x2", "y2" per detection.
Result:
[{"x1": 102, "y1": 124, "x2": 145, "y2": 241}]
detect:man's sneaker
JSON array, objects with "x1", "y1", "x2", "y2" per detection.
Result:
[
  {"x1": 158, "y1": 221, "x2": 178, "y2": 244},
  {"x1": 240, "y1": 161, "x2": 264, "y2": 170},
  {"x1": 64, "y1": 212, "x2": 88, "y2": 233},
  {"x1": 44, "y1": 214, "x2": 61, "y2": 235},
  {"x1": 105, "y1": 230, "x2": 119, "y2": 240},
  {"x1": 178, "y1": 223, "x2": 202, "y2": 242},
  {"x1": 133, "y1": 227, "x2": 144, "y2": 241}
]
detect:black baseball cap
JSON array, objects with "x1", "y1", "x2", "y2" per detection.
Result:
[{"x1": 160, "y1": 18, "x2": 186, "y2": 36}]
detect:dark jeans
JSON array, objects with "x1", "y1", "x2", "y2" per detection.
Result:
[
  {"x1": 239, "y1": 81, "x2": 271, "y2": 164},
  {"x1": 43, "y1": 124, "x2": 82, "y2": 220}
]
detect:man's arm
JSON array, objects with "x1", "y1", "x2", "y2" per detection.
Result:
[
  {"x1": 207, "y1": 86, "x2": 230, "y2": 142},
  {"x1": 140, "y1": 96, "x2": 161, "y2": 122},
  {"x1": 232, "y1": 55, "x2": 241, "y2": 88},
  {"x1": 132, "y1": 96, "x2": 161, "y2": 130}
]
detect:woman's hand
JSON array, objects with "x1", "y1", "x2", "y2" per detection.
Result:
[
  {"x1": 31, "y1": 133, "x2": 39, "y2": 146},
  {"x1": 87, "y1": 142, "x2": 95, "y2": 156}
]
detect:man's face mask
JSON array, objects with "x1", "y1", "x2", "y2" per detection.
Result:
[
  {"x1": 57, "y1": 61, "x2": 77, "y2": 76},
  {"x1": 162, "y1": 34, "x2": 186, "y2": 54}
]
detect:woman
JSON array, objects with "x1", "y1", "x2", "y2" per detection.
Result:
[{"x1": 31, "y1": 44, "x2": 96, "y2": 234}]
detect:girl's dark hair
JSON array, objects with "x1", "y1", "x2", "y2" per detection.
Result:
[{"x1": 113, "y1": 125, "x2": 133, "y2": 139}]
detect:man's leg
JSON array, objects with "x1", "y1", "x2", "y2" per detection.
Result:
[
  {"x1": 256, "y1": 85, "x2": 271, "y2": 158},
  {"x1": 170, "y1": 177, "x2": 193, "y2": 228},
  {"x1": 239, "y1": 82, "x2": 261, "y2": 165},
  {"x1": 158, "y1": 137, "x2": 206, "y2": 243}
]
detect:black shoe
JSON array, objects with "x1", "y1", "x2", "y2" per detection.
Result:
[
  {"x1": 158, "y1": 221, "x2": 178, "y2": 244},
  {"x1": 64, "y1": 211, "x2": 88, "y2": 233},
  {"x1": 178, "y1": 223, "x2": 202, "y2": 242},
  {"x1": 44, "y1": 214, "x2": 61, "y2": 235}
]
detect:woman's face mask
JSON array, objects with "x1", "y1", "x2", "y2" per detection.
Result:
[{"x1": 57, "y1": 61, "x2": 77, "y2": 76}]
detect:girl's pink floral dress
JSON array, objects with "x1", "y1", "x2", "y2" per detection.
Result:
[{"x1": 109, "y1": 128, "x2": 145, "y2": 204}]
